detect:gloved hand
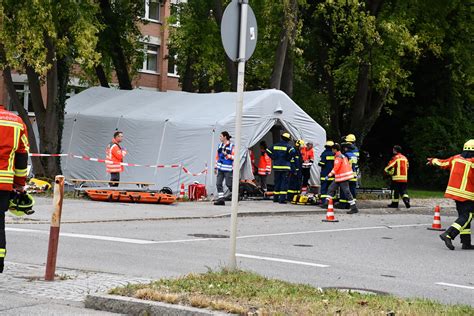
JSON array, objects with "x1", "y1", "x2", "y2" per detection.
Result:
[{"x1": 324, "y1": 176, "x2": 329, "y2": 181}]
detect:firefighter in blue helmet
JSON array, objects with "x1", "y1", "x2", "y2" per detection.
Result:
[
  {"x1": 266, "y1": 132, "x2": 296, "y2": 204},
  {"x1": 319, "y1": 140, "x2": 335, "y2": 201}
]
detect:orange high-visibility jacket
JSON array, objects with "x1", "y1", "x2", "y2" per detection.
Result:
[
  {"x1": 257, "y1": 150, "x2": 272, "y2": 175},
  {"x1": 300, "y1": 147, "x2": 315, "y2": 168},
  {"x1": 0, "y1": 105, "x2": 30, "y2": 191},
  {"x1": 384, "y1": 153, "x2": 409, "y2": 183},
  {"x1": 106, "y1": 140, "x2": 126, "y2": 173},
  {"x1": 432, "y1": 155, "x2": 474, "y2": 202},
  {"x1": 329, "y1": 151, "x2": 354, "y2": 182}
]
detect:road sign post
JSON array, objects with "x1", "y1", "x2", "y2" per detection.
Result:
[{"x1": 221, "y1": 0, "x2": 257, "y2": 270}]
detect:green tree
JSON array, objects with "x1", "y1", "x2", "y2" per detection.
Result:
[{"x1": 0, "y1": 0, "x2": 101, "y2": 177}]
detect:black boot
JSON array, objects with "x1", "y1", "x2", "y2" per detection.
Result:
[
  {"x1": 460, "y1": 235, "x2": 473, "y2": 250},
  {"x1": 0, "y1": 258, "x2": 3, "y2": 273},
  {"x1": 213, "y1": 199, "x2": 225, "y2": 206},
  {"x1": 347, "y1": 204, "x2": 359, "y2": 214},
  {"x1": 402, "y1": 197, "x2": 411, "y2": 209},
  {"x1": 387, "y1": 202, "x2": 398, "y2": 208},
  {"x1": 439, "y1": 231, "x2": 454, "y2": 250}
]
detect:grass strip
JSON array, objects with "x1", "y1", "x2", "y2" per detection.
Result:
[{"x1": 110, "y1": 270, "x2": 472, "y2": 315}]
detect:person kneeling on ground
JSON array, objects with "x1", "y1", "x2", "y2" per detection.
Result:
[{"x1": 321, "y1": 143, "x2": 359, "y2": 214}]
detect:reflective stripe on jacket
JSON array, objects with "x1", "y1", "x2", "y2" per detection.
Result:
[
  {"x1": 216, "y1": 142, "x2": 234, "y2": 172},
  {"x1": 257, "y1": 150, "x2": 272, "y2": 175},
  {"x1": 432, "y1": 155, "x2": 474, "y2": 202},
  {"x1": 106, "y1": 140, "x2": 126, "y2": 173},
  {"x1": 329, "y1": 151, "x2": 354, "y2": 182},
  {"x1": 0, "y1": 106, "x2": 29, "y2": 191},
  {"x1": 384, "y1": 153, "x2": 408, "y2": 182},
  {"x1": 266, "y1": 141, "x2": 295, "y2": 171},
  {"x1": 319, "y1": 149, "x2": 334, "y2": 180}
]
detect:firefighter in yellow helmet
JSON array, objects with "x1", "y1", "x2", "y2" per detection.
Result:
[
  {"x1": 266, "y1": 132, "x2": 296, "y2": 203},
  {"x1": 427, "y1": 139, "x2": 474, "y2": 250},
  {"x1": 318, "y1": 140, "x2": 335, "y2": 201},
  {"x1": 288, "y1": 139, "x2": 304, "y2": 201}
]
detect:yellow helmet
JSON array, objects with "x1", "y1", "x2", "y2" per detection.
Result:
[
  {"x1": 281, "y1": 132, "x2": 291, "y2": 141},
  {"x1": 463, "y1": 139, "x2": 474, "y2": 151},
  {"x1": 325, "y1": 140, "x2": 334, "y2": 147},
  {"x1": 9, "y1": 192, "x2": 35, "y2": 216},
  {"x1": 295, "y1": 139, "x2": 305, "y2": 147},
  {"x1": 345, "y1": 134, "x2": 356, "y2": 143}
]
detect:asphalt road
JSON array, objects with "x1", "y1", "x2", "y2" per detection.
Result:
[{"x1": 4, "y1": 204, "x2": 474, "y2": 307}]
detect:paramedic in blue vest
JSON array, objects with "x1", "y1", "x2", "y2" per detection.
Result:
[
  {"x1": 288, "y1": 139, "x2": 304, "y2": 201},
  {"x1": 266, "y1": 132, "x2": 296, "y2": 204},
  {"x1": 338, "y1": 141, "x2": 359, "y2": 209},
  {"x1": 318, "y1": 140, "x2": 335, "y2": 201},
  {"x1": 214, "y1": 131, "x2": 234, "y2": 206}
]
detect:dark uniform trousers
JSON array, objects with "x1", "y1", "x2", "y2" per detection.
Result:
[
  {"x1": 274, "y1": 171, "x2": 289, "y2": 203},
  {"x1": 1, "y1": 191, "x2": 10, "y2": 273},
  {"x1": 390, "y1": 181, "x2": 409, "y2": 204},
  {"x1": 446, "y1": 201, "x2": 473, "y2": 245}
]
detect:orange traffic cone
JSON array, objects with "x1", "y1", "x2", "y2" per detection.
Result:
[
  {"x1": 427, "y1": 205, "x2": 445, "y2": 231},
  {"x1": 322, "y1": 198, "x2": 339, "y2": 222},
  {"x1": 179, "y1": 183, "x2": 185, "y2": 200}
]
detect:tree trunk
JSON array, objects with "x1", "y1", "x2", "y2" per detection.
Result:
[
  {"x1": 212, "y1": 0, "x2": 237, "y2": 91},
  {"x1": 270, "y1": 28, "x2": 289, "y2": 89},
  {"x1": 2, "y1": 66, "x2": 45, "y2": 176},
  {"x1": 349, "y1": 62, "x2": 370, "y2": 139},
  {"x1": 181, "y1": 55, "x2": 195, "y2": 92},
  {"x1": 280, "y1": 48, "x2": 294, "y2": 97},
  {"x1": 95, "y1": 65, "x2": 110, "y2": 88},
  {"x1": 98, "y1": 0, "x2": 133, "y2": 90}
]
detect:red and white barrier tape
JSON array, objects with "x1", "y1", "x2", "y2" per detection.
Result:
[{"x1": 29, "y1": 153, "x2": 208, "y2": 176}]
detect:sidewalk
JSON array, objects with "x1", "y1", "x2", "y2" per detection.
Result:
[
  {"x1": 0, "y1": 262, "x2": 149, "y2": 315},
  {"x1": 6, "y1": 197, "x2": 457, "y2": 225}
]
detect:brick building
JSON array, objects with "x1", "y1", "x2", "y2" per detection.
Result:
[{"x1": 0, "y1": 0, "x2": 181, "y2": 114}]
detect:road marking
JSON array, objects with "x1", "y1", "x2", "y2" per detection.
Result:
[
  {"x1": 237, "y1": 223, "x2": 430, "y2": 239},
  {"x1": 436, "y1": 282, "x2": 474, "y2": 290},
  {"x1": 6, "y1": 227, "x2": 157, "y2": 245},
  {"x1": 236, "y1": 253, "x2": 329, "y2": 268},
  {"x1": 6, "y1": 223, "x2": 430, "y2": 245}
]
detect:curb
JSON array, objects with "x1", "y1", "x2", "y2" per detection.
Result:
[
  {"x1": 6, "y1": 206, "x2": 457, "y2": 225},
  {"x1": 85, "y1": 293, "x2": 232, "y2": 315}
]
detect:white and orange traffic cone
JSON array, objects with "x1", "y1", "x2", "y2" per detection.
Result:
[
  {"x1": 427, "y1": 205, "x2": 445, "y2": 231},
  {"x1": 322, "y1": 198, "x2": 339, "y2": 222},
  {"x1": 179, "y1": 183, "x2": 185, "y2": 200}
]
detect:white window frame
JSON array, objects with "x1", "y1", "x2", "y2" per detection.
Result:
[
  {"x1": 8, "y1": 83, "x2": 34, "y2": 116},
  {"x1": 140, "y1": 43, "x2": 160, "y2": 74},
  {"x1": 143, "y1": 0, "x2": 162, "y2": 23},
  {"x1": 167, "y1": 53, "x2": 179, "y2": 77}
]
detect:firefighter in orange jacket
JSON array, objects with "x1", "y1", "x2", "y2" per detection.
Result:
[
  {"x1": 322, "y1": 143, "x2": 359, "y2": 214},
  {"x1": 427, "y1": 139, "x2": 474, "y2": 250},
  {"x1": 300, "y1": 142, "x2": 315, "y2": 192},
  {"x1": 384, "y1": 145, "x2": 410, "y2": 209},
  {"x1": 257, "y1": 141, "x2": 272, "y2": 191},
  {"x1": 0, "y1": 104, "x2": 30, "y2": 273},
  {"x1": 106, "y1": 131, "x2": 127, "y2": 187}
]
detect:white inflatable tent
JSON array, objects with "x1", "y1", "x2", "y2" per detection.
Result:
[{"x1": 61, "y1": 87, "x2": 326, "y2": 193}]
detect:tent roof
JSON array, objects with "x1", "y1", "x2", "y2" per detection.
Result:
[{"x1": 66, "y1": 87, "x2": 302, "y2": 124}]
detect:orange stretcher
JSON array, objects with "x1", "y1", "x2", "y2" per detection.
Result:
[{"x1": 85, "y1": 189, "x2": 177, "y2": 205}]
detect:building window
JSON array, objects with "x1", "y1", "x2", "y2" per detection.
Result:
[
  {"x1": 143, "y1": 0, "x2": 161, "y2": 22},
  {"x1": 167, "y1": 48, "x2": 178, "y2": 76},
  {"x1": 142, "y1": 44, "x2": 159, "y2": 73},
  {"x1": 8, "y1": 83, "x2": 33, "y2": 114}
]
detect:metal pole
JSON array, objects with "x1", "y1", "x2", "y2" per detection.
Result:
[
  {"x1": 229, "y1": 0, "x2": 248, "y2": 270},
  {"x1": 45, "y1": 175, "x2": 65, "y2": 281}
]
